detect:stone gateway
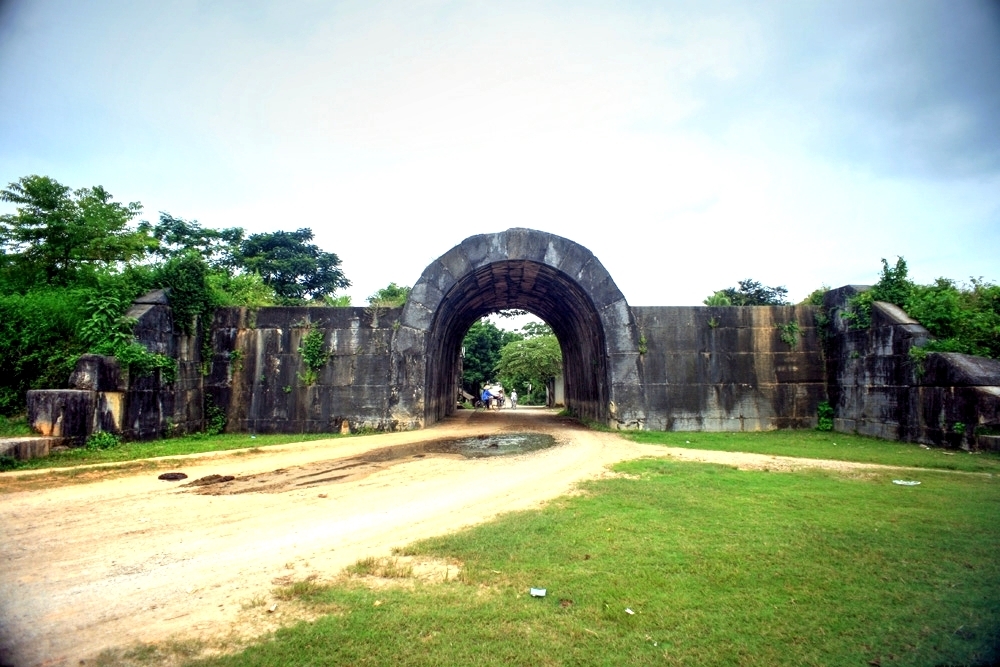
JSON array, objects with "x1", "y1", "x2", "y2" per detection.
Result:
[{"x1": 26, "y1": 228, "x2": 1000, "y2": 453}]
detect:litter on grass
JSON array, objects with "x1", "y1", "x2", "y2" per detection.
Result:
[
  {"x1": 892, "y1": 480, "x2": 921, "y2": 486},
  {"x1": 625, "y1": 608, "x2": 635, "y2": 615},
  {"x1": 530, "y1": 588, "x2": 546, "y2": 597}
]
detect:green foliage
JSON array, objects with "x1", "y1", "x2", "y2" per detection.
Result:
[
  {"x1": 367, "y1": 283, "x2": 410, "y2": 308},
  {"x1": 461, "y1": 319, "x2": 522, "y2": 393},
  {"x1": 300, "y1": 328, "x2": 329, "y2": 371},
  {"x1": 519, "y1": 321, "x2": 553, "y2": 338},
  {"x1": 113, "y1": 341, "x2": 177, "y2": 382},
  {"x1": 324, "y1": 294, "x2": 352, "y2": 307},
  {"x1": 206, "y1": 271, "x2": 276, "y2": 308},
  {"x1": 237, "y1": 228, "x2": 350, "y2": 303},
  {"x1": 703, "y1": 291, "x2": 732, "y2": 306},
  {"x1": 298, "y1": 327, "x2": 329, "y2": 385},
  {"x1": 705, "y1": 279, "x2": 789, "y2": 306},
  {"x1": 495, "y1": 334, "x2": 562, "y2": 405},
  {"x1": 845, "y1": 257, "x2": 913, "y2": 329},
  {"x1": 0, "y1": 288, "x2": 90, "y2": 414},
  {"x1": 85, "y1": 431, "x2": 121, "y2": 451},
  {"x1": 800, "y1": 285, "x2": 830, "y2": 306},
  {"x1": 816, "y1": 400, "x2": 834, "y2": 431},
  {"x1": 204, "y1": 396, "x2": 227, "y2": 435},
  {"x1": 777, "y1": 321, "x2": 800, "y2": 347},
  {"x1": 159, "y1": 251, "x2": 215, "y2": 335},
  {"x1": 847, "y1": 257, "x2": 999, "y2": 359},
  {"x1": 0, "y1": 175, "x2": 154, "y2": 289},
  {"x1": 142, "y1": 212, "x2": 243, "y2": 268}
]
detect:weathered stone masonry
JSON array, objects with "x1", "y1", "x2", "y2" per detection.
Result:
[{"x1": 24, "y1": 228, "x2": 1000, "y2": 456}]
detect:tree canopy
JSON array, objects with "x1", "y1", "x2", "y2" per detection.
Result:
[
  {"x1": 142, "y1": 213, "x2": 244, "y2": 268},
  {"x1": 704, "y1": 279, "x2": 789, "y2": 306},
  {"x1": 0, "y1": 174, "x2": 356, "y2": 415},
  {"x1": 495, "y1": 333, "x2": 562, "y2": 403},
  {"x1": 236, "y1": 228, "x2": 350, "y2": 303},
  {"x1": 461, "y1": 319, "x2": 522, "y2": 393},
  {"x1": 0, "y1": 175, "x2": 153, "y2": 289}
]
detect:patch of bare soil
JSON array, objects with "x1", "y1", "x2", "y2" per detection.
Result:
[{"x1": 0, "y1": 409, "x2": 922, "y2": 666}]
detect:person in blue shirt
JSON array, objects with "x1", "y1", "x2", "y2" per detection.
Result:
[{"x1": 481, "y1": 387, "x2": 493, "y2": 410}]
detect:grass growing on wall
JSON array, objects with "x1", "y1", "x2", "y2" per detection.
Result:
[{"x1": 187, "y1": 459, "x2": 1000, "y2": 667}]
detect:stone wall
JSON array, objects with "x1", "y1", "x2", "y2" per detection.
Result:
[
  {"x1": 26, "y1": 284, "x2": 1000, "y2": 451},
  {"x1": 124, "y1": 290, "x2": 204, "y2": 439},
  {"x1": 825, "y1": 286, "x2": 1000, "y2": 450},
  {"x1": 205, "y1": 305, "x2": 410, "y2": 434},
  {"x1": 633, "y1": 305, "x2": 826, "y2": 431}
]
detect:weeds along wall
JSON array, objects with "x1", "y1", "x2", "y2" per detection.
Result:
[{"x1": 633, "y1": 305, "x2": 826, "y2": 431}]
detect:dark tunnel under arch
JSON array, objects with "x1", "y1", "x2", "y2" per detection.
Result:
[{"x1": 396, "y1": 229, "x2": 646, "y2": 427}]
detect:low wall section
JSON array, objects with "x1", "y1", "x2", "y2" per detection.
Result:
[{"x1": 825, "y1": 286, "x2": 1000, "y2": 449}]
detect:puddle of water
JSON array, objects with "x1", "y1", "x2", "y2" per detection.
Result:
[{"x1": 349, "y1": 432, "x2": 556, "y2": 464}]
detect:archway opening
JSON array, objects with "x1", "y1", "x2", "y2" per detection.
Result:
[
  {"x1": 424, "y1": 260, "x2": 609, "y2": 424},
  {"x1": 460, "y1": 312, "x2": 561, "y2": 409}
]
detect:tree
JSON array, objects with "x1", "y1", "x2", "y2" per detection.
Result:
[
  {"x1": 142, "y1": 213, "x2": 244, "y2": 268},
  {"x1": 495, "y1": 334, "x2": 562, "y2": 405},
  {"x1": 703, "y1": 292, "x2": 732, "y2": 306},
  {"x1": 461, "y1": 319, "x2": 522, "y2": 393},
  {"x1": 0, "y1": 175, "x2": 154, "y2": 289},
  {"x1": 367, "y1": 282, "x2": 410, "y2": 308},
  {"x1": 520, "y1": 321, "x2": 553, "y2": 338},
  {"x1": 705, "y1": 279, "x2": 789, "y2": 306},
  {"x1": 235, "y1": 228, "x2": 350, "y2": 303}
]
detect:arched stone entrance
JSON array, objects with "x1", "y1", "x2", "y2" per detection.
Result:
[{"x1": 394, "y1": 228, "x2": 647, "y2": 428}]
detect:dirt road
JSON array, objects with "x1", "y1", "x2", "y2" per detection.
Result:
[{"x1": 0, "y1": 409, "x2": 891, "y2": 666}]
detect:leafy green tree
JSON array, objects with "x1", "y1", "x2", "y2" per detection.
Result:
[
  {"x1": 461, "y1": 319, "x2": 522, "y2": 394},
  {"x1": 367, "y1": 283, "x2": 410, "y2": 308},
  {"x1": 0, "y1": 175, "x2": 155, "y2": 289},
  {"x1": 520, "y1": 321, "x2": 553, "y2": 338},
  {"x1": 706, "y1": 279, "x2": 789, "y2": 306},
  {"x1": 142, "y1": 213, "x2": 244, "y2": 268},
  {"x1": 495, "y1": 333, "x2": 562, "y2": 405},
  {"x1": 703, "y1": 292, "x2": 732, "y2": 306},
  {"x1": 236, "y1": 228, "x2": 349, "y2": 303}
]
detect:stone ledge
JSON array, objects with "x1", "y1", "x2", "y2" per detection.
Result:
[{"x1": 0, "y1": 436, "x2": 67, "y2": 461}]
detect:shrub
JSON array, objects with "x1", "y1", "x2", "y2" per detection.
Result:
[{"x1": 85, "y1": 431, "x2": 121, "y2": 450}]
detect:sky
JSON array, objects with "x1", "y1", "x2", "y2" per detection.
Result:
[{"x1": 1, "y1": 0, "x2": 998, "y2": 312}]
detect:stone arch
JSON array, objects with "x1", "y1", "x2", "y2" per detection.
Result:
[{"x1": 393, "y1": 228, "x2": 646, "y2": 428}]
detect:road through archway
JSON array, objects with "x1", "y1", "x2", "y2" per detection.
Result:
[{"x1": 395, "y1": 229, "x2": 647, "y2": 428}]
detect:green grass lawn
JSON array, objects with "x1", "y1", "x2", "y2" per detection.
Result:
[
  {"x1": 620, "y1": 429, "x2": 1000, "y2": 474},
  {"x1": 182, "y1": 458, "x2": 1000, "y2": 667}
]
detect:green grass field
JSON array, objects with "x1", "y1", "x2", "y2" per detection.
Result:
[
  {"x1": 175, "y1": 452, "x2": 999, "y2": 666},
  {"x1": 621, "y1": 429, "x2": 1000, "y2": 474}
]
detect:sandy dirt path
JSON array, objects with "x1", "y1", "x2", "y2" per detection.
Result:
[{"x1": 0, "y1": 409, "x2": 905, "y2": 666}]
